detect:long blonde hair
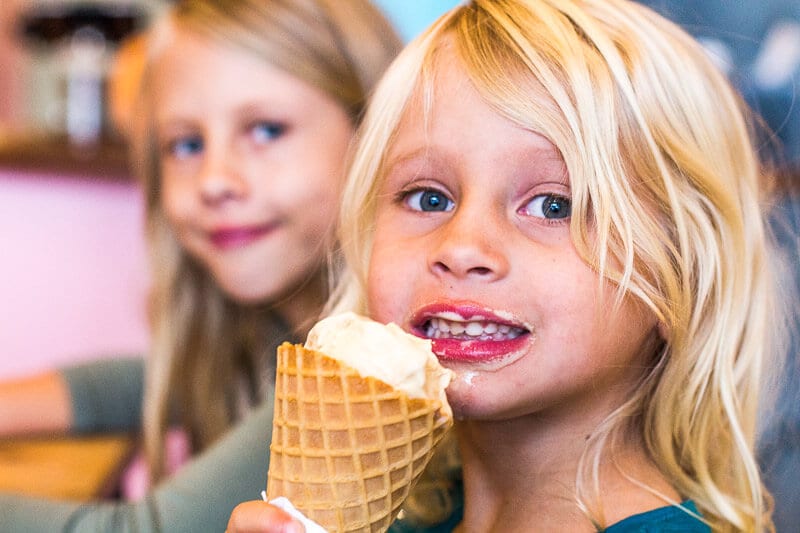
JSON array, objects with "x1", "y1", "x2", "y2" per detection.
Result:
[
  {"x1": 134, "y1": 0, "x2": 402, "y2": 481},
  {"x1": 333, "y1": 0, "x2": 779, "y2": 529}
]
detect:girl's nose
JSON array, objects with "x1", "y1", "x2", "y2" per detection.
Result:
[
  {"x1": 198, "y1": 146, "x2": 248, "y2": 205},
  {"x1": 429, "y1": 208, "x2": 509, "y2": 282}
]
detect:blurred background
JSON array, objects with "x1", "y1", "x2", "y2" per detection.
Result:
[
  {"x1": 0, "y1": 0, "x2": 464, "y2": 138},
  {"x1": 0, "y1": 0, "x2": 797, "y2": 379},
  {"x1": 0, "y1": 0, "x2": 464, "y2": 380}
]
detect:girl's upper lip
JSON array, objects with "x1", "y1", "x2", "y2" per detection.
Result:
[{"x1": 409, "y1": 301, "x2": 528, "y2": 329}]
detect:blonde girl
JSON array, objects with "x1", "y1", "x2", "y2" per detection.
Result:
[
  {"x1": 230, "y1": 0, "x2": 781, "y2": 531},
  {"x1": 0, "y1": 0, "x2": 401, "y2": 531},
  {"x1": 138, "y1": 0, "x2": 401, "y2": 484}
]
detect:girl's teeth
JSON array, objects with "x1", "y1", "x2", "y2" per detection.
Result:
[
  {"x1": 426, "y1": 318, "x2": 524, "y2": 340},
  {"x1": 465, "y1": 322, "x2": 483, "y2": 336}
]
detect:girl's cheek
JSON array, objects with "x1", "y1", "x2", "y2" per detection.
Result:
[
  {"x1": 367, "y1": 284, "x2": 408, "y2": 327},
  {"x1": 366, "y1": 274, "x2": 394, "y2": 323}
]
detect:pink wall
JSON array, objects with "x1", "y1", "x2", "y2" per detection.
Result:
[{"x1": 0, "y1": 172, "x2": 150, "y2": 379}]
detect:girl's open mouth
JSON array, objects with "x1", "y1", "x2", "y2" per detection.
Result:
[
  {"x1": 421, "y1": 316, "x2": 527, "y2": 341},
  {"x1": 411, "y1": 306, "x2": 531, "y2": 363}
]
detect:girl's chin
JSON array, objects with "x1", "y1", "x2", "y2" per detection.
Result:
[
  {"x1": 445, "y1": 393, "x2": 502, "y2": 423},
  {"x1": 218, "y1": 282, "x2": 272, "y2": 304},
  {"x1": 212, "y1": 267, "x2": 298, "y2": 304},
  {"x1": 443, "y1": 370, "x2": 493, "y2": 421}
]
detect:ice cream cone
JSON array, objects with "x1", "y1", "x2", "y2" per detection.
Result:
[{"x1": 266, "y1": 342, "x2": 453, "y2": 533}]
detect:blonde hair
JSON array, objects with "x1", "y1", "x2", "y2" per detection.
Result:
[
  {"x1": 333, "y1": 0, "x2": 779, "y2": 530},
  {"x1": 134, "y1": 0, "x2": 401, "y2": 481}
]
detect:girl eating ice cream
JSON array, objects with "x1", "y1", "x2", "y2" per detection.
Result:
[{"x1": 229, "y1": 0, "x2": 786, "y2": 530}]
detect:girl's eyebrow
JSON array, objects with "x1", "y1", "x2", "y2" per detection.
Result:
[
  {"x1": 234, "y1": 102, "x2": 287, "y2": 121},
  {"x1": 383, "y1": 147, "x2": 433, "y2": 175},
  {"x1": 155, "y1": 118, "x2": 198, "y2": 137}
]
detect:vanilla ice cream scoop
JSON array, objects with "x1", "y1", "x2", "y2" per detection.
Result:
[{"x1": 305, "y1": 312, "x2": 452, "y2": 414}]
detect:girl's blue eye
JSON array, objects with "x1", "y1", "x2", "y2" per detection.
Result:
[
  {"x1": 524, "y1": 194, "x2": 571, "y2": 219},
  {"x1": 170, "y1": 136, "x2": 203, "y2": 159},
  {"x1": 252, "y1": 122, "x2": 285, "y2": 143},
  {"x1": 405, "y1": 189, "x2": 454, "y2": 212}
]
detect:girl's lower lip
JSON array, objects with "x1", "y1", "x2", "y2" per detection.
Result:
[
  {"x1": 209, "y1": 226, "x2": 273, "y2": 250},
  {"x1": 431, "y1": 334, "x2": 529, "y2": 362}
]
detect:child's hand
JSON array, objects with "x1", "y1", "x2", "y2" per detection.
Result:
[{"x1": 225, "y1": 501, "x2": 305, "y2": 533}]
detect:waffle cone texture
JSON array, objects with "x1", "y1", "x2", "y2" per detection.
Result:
[{"x1": 266, "y1": 342, "x2": 453, "y2": 533}]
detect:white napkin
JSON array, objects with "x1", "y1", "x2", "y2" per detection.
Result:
[{"x1": 261, "y1": 491, "x2": 328, "y2": 533}]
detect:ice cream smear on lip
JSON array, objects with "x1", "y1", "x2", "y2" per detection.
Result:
[{"x1": 305, "y1": 312, "x2": 453, "y2": 412}]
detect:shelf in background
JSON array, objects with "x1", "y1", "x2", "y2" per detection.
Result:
[{"x1": 0, "y1": 132, "x2": 132, "y2": 181}]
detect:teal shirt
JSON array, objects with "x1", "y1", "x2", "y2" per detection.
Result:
[
  {"x1": 62, "y1": 357, "x2": 145, "y2": 434},
  {"x1": 605, "y1": 501, "x2": 709, "y2": 532},
  {"x1": 390, "y1": 483, "x2": 709, "y2": 533}
]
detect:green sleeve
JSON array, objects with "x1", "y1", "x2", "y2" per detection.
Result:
[
  {"x1": 0, "y1": 395, "x2": 274, "y2": 532},
  {"x1": 61, "y1": 357, "x2": 145, "y2": 434}
]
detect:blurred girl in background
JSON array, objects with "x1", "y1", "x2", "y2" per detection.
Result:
[{"x1": 0, "y1": 0, "x2": 401, "y2": 530}]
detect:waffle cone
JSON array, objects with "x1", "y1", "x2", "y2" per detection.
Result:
[{"x1": 266, "y1": 342, "x2": 453, "y2": 533}]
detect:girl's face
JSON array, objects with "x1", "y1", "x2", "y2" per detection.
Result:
[
  {"x1": 154, "y1": 26, "x2": 353, "y2": 311},
  {"x1": 367, "y1": 54, "x2": 659, "y2": 423}
]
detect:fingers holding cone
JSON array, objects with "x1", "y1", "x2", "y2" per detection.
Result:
[{"x1": 226, "y1": 500, "x2": 305, "y2": 533}]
